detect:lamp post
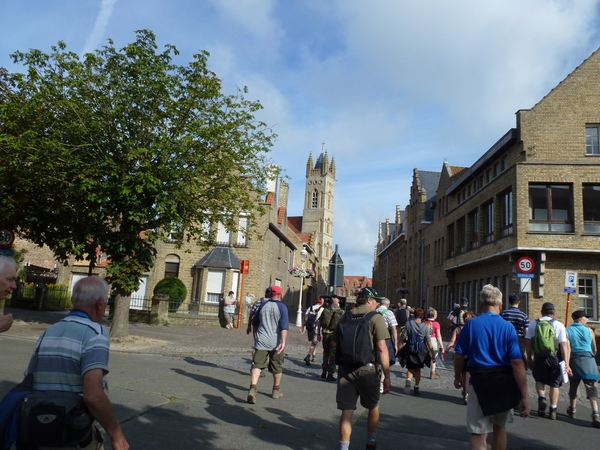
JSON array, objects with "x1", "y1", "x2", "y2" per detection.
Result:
[{"x1": 295, "y1": 246, "x2": 308, "y2": 327}]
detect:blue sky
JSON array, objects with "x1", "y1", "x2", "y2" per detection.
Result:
[{"x1": 2, "y1": 0, "x2": 600, "y2": 276}]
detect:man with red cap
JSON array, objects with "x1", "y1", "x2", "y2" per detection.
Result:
[{"x1": 247, "y1": 285, "x2": 289, "y2": 404}]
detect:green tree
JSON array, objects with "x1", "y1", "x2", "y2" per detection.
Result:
[
  {"x1": 153, "y1": 277, "x2": 187, "y2": 312},
  {"x1": 0, "y1": 30, "x2": 275, "y2": 337}
]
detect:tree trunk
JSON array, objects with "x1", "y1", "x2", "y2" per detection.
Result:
[{"x1": 109, "y1": 289, "x2": 131, "y2": 338}]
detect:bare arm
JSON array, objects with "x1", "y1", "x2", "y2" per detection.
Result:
[
  {"x1": 0, "y1": 313, "x2": 13, "y2": 333},
  {"x1": 275, "y1": 329, "x2": 288, "y2": 354},
  {"x1": 591, "y1": 328, "x2": 598, "y2": 355},
  {"x1": 559, "y1": 341, "x2": 572, "y2": 376},
  {"x1": 83, "y1": 369, "x2": 129, "y2": 450},
  {"x1": 525, "y1": 338, "x2": 533, "y2": 371},
  {"x1": 510, "y1": 359, "x2": 531, "y2": 417},
  {"x1": 376, "y1": 339, "x2": 391, "y2": 394},
  {"x1": 390, "y1": 326, "x2": 398, "y2": 353}
]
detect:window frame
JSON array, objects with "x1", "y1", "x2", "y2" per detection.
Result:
[
  {"x1": 586, "y1": 125, "x2": 600, "y2": 155},
  {"x1": 528, "y1": 183, "x2": 574, "y2": 233},
  {"x1": 582, "y1": 184, "x2": 600, "y2": 233}
]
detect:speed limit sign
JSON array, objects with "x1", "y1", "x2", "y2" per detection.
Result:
[
  {"x1": 0, "y1": 228, "x2": 15, "y2": 248},
  {"x1": 516, "y1": 256, "x2": 535, "y2": 273}
]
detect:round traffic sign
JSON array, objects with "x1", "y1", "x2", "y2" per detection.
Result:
[
  {"x1": 0, "y1": 228, "x2": 15, "y2": 248},
  {"x1": 516, "y1": 256, "x2": 535, "y2": 273}
]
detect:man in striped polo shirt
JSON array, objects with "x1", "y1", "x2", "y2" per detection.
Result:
[
  {"x1": 24, "y1": 276, "x2": 128, "y2": 450},
  {"x1": 500, "y1": 293, "x2": 530, "y2": 364}
]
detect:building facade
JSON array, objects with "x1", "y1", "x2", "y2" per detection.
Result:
[{"x1": 374, "y1": 48, "x2": 600, "y2": 326}]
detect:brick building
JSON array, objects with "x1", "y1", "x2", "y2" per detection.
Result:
[{"x1": 374, "y1": 47, "x2": 600, "y2": 325}]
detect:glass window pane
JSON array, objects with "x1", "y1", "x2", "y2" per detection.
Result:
[
  {"x1": 551, "y1": 185, "x2": 571, "y2": 221},
  {"x1": 529, "y1": 185, "x2": 548, "y2": 220}
]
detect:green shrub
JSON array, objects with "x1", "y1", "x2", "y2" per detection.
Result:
[{"x1": 153, "y1": 277, "x2": 187, "y2": 312}]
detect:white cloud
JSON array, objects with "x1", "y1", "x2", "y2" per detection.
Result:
[{"x1": 83, "y1": 0, "x2": 118, "y2": 54}]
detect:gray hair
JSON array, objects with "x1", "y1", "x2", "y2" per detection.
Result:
[
  {"x1": 382, "y1": 298, "x2": 390, "y2": 307},
  {"x1": 479, "y1": 284, "x2": 502, "y2": 307},
  {"x1": 72, "y1": 276, "x2": 108, "y2": 307},
  {"x1": 0, "y1": 256, "x2": 17, "y2": 275}
]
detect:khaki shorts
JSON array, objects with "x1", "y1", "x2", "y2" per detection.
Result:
[
  {"x1": 466, "y1": 385, "x2": 513, "y2": 434},
  {"x1": 336, "y1": 363, "x2": 380, "y2": 411},
  {"x1": 252, "y1": 348, "x2": 285, "y2": 374}
]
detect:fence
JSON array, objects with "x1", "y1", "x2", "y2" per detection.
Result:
[{"x1": 10, "y1": 283, "x2": 71, "y2": 311}]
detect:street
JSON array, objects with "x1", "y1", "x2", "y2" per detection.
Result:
[{"x1": 1, "y1": 311, "x2": 597, "y2": 449}]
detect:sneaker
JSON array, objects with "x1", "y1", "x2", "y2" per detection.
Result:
[
  {"x1": 326, "y1": 374, "x2": 336, "y2": 382},
  {"x1": 247, "y1": 388, "x2": 257, "y2": 404},
  {"x1": 549, "y1": 407, "x2": 557, "y2": 420},
  {"x1": 430, "y1": 372, "x2": 440, "y2": 380},
  {"x1": 592, "y1": 413, "x2": 600, "y2": 428},
  {"x1": 321, "y1": 370, "x2": 327, "y2": 379},
  {"x1": 404, "y1": 379, "x2": 412, "y2": 395},
  {"x1": 311, "y1": 355, "x2": 316, "y2": 362},
  {"x1": 413, "y1": 387, "x2": 421, "y2": 396},
  {"x1": 567, "y1": 407, "x2": 576, "y2": 419},
  {"x1": 271, "y1": 389, "x2": 283, "y2": 399},
  {"x1": 538, "y1": 397, "x2": 547, "y2": 418},
  {"x1": 366, "y1": 442, "x2": 378, "y2": 450},
  {"x1": 304, "y1": 355, "x2": 311, "y2": 366},
  {"x1": 463, "y1": 393, "x2": 468, "y2": 405}
]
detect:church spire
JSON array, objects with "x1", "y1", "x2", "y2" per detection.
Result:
[{"x1": 306, "y1": 153, "x2": 314, "y2": 177}]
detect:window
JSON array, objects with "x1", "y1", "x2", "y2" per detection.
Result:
[
  {"x1": 312, "y1": 190, "x2": 319, "y2": 208},
  {"x1": 167, "y1": 223, "x2": 183, "y2": 242},
  {"x1": 164, "y1": 255, "x2": 180, "y2": 278},
  {"x1": 447, "y1": 224, "x2": 455, "y2": 258},
  {"x1": 500, "y1": 190, "x2": 513, "y2": 237},
  {"x1": 236, "y1": 216, "x2": 249, "y2": 246},
  {"x1": 457, "y1": 217, "x2": 466, "y2": 255},
  {"x1": 215, "y1": 217, "x2": 249, "y2": 246},
  {"x1": 483, "y1": 201, "x2": 494, "y2": 244},
  {"x1": 578, "y1": 275, "x2": 597, "y2": 319},
  {"x1": 583, "y1": 185, "x2": 600, "y2": 233},
  {"x1": 529, "y1": 184, "x2": 573, "y2": 232},
  {"x1": 469, "y1": 209, "x2": 479, "y2": 249},
  {"x1": 206, "y1": 270, "x2": 225, "y2": 304},
  {"x1": 216, "y1": 222, "x2": 231, "y2": 244},
  {"x1": 586, "y1": 125, "x2": 600, "y2": 155}
]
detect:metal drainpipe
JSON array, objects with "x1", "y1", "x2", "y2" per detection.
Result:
[{"x1": 420, "y1": 236, "x2": 425, "y2": 307}]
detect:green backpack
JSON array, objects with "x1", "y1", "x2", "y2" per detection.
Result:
[{"x1": 533, "y1": 318, "x2": 556, "y2": 357}]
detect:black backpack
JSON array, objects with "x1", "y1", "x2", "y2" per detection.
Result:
[
  {"x1": 305, "y1": 306, "x2": 322, "y2": 332},
  {"x1": 335, "y1": 311, "x2": 376, "y2": 366}
]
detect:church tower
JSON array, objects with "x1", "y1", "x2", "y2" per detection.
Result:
[{"x1": 302, "y1": 148, "x2": 336, "y2": 285}]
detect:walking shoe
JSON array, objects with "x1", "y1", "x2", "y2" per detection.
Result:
[
  {"x1": 413, "y1": 387, "x2": 421, "y2": 396},
  {"x1": 463, "y1": 393, "x2": 468, "y2": 405},
  {"x1": 567, "y1": 407, "x2": 576, "y2": 419},
  {"x1": 430, "y1": 372, "x2": 440, "y2": 380},
  {"x1": 247, "y1": 388, "x2": 257, "y2": 404},
  {"x1": 311, "y1": 355, "x2": 316, "y2": 362},
  {"x1": 326, "y1": 373, "x2": 336, "y2": 382},
  {"x1": 304, "y1": 355, "x2": 311, "y2": 366},
  {"x1": 404, "y1": 379, "x2": 412, "y2": 395},
  {"x1": 260, "y1": 370, "x2": 266, "y2": 378},
  {"x1": 271, "y1": 389, "x2": 283, "y2": 399},
  {"x1": 538, "y1": 397, "x2": 547, "y2": 418},
  {"x1": 365, "y1": 442, "x2": 378, "y2": 450},
  {"x1": 592, "y1": 413, "x2": 600, "y2": 428},
  {"x1": 549, "y1": 407, "x2": 557, "y2": 420},
  {"x1": 321, "y1": 370, "x2": 327, "y2": 379}
]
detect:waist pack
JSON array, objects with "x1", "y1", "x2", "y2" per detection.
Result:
[{"x1": 17, "y1": 390, "x2": 94, "y2": 450}]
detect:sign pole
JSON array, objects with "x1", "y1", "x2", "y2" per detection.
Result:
[{"x1": 565, "y1": 293, "x2": 571, "y2": 325}]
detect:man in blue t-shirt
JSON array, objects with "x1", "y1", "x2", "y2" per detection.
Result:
[
  {"x1": 454, "y1": 285, "x2": 530, "y2": 450},
  {"x1": 248, "y1": 285, "x2": 289, "y2": 404}
]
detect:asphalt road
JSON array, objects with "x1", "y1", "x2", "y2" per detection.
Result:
[{"x1": 1, "y1": 309, "x2": 598, "y2": 449}]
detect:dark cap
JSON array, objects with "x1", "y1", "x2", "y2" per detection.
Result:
[
  {"x1": 541, "y1": 302, "x2": 555, "y2": 312},
  {"x1": 357, "y1": 287, "x2": 385, "y2": 300},
  {"x1": 461, "y1": 297, "x2": 469, "y2": 304},
  {"x1": 508, "y1": 293, "x2": 519, "y2": 304},
  {"x1": 572, "y1": 310, "x2": 589, "y2": 321}
]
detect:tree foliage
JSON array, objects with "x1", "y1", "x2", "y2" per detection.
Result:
[
  {"x1": 153, "y1": 277, "x2": 187, "y2": 312},
  {"x1": 0, "y1": 30, "x2": 275, "y2": 337}
]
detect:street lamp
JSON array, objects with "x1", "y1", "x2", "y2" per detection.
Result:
[{"x1": 295, "y1": 246, "x2": 308, "y2": 327}]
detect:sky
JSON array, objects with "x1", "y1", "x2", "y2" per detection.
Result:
[{"x1": 2, "y1": 0, "x2": 600, "y2": 277}]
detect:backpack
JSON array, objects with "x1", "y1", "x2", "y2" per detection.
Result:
[
  {"x1": 407, "y1": 321, "x2": 425, "y2": 355},
  {"x1": 305, "y1": 306, "x2": 322, "y2": 332},
  {"x1": 456, "y1": 308, "x2": 468, "y2": 326},
  {"x1": 335, "y1": 311, "x2": 376, "y2": 366},
  {"x1": 396, "y1": 307, "x2": 410, "y2": 326},
  {"x1": 533, "y1": 318, "x2": 556, "y2": 357}
]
